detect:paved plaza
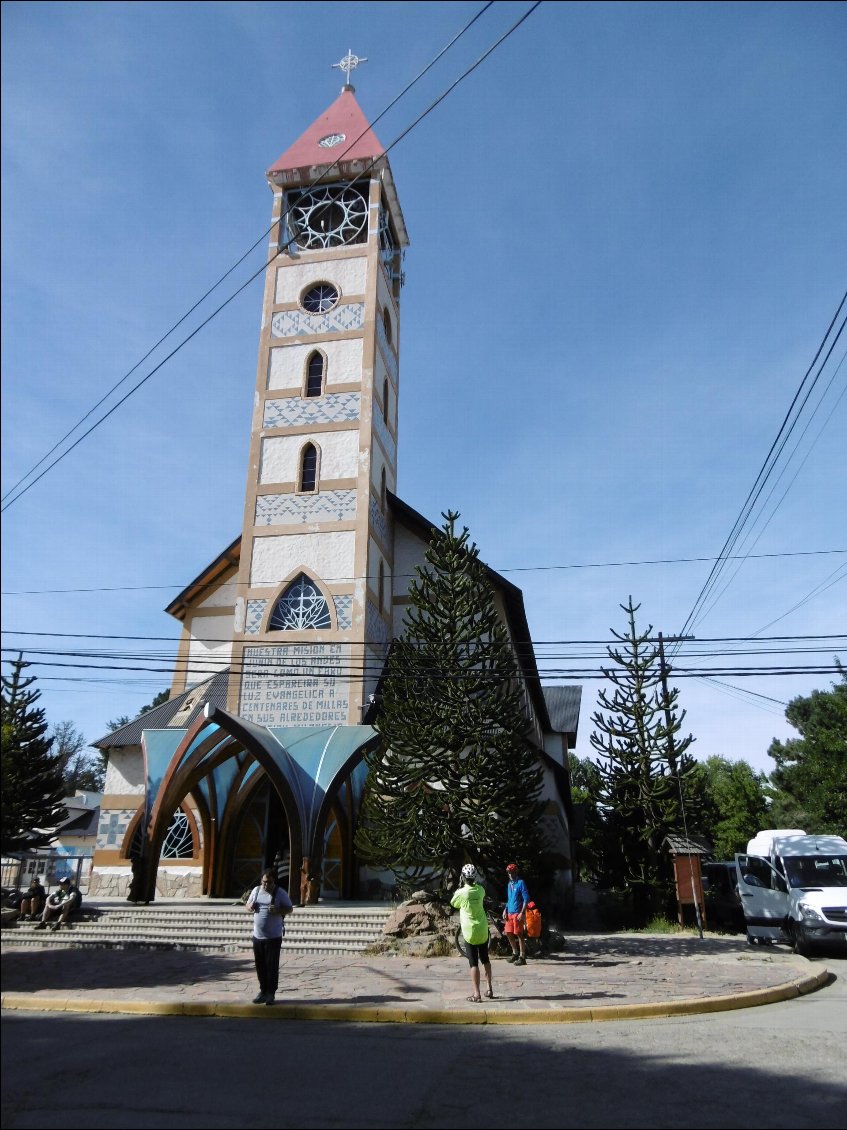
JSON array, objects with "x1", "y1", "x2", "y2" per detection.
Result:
[{"x1": 1, "y1": 932, "x2": 827, "y2": 1024}]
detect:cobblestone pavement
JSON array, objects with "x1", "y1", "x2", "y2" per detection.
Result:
[{"x1": 1, "y1": 932, "x2": 827, "y2": 1023}]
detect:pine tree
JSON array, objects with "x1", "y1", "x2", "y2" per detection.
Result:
[
  {"x1": 589, "y1": 598, "x2": 698, "y2": 920},
  {"x1": 767, "y1": 667, "x2": 847, "y2": 833},
  {"x1": 356, "y1": 512, "x2": 545, "y2": 891},
  {"x1": 1, "y1": 657, "x2": 67, "y2": 853}
]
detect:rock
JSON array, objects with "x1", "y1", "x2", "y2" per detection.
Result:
[{"x1": 383, "y1": 896, "x2": 454, "y2": 938}]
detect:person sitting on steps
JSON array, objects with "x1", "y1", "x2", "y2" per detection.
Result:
[
  {"x1": 34, "y1": 877, "x2": 82, "y2": 931},
  {"x1": 18, "y1": 876, "x2": 46, "y2": 921}
]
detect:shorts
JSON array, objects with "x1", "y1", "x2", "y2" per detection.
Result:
[
  {"x1": 466, "y1": 941, "x2": 490, "y2": 968},
  {"x1": 503, "y1": 913, "x2": 525, "y2": 936}
]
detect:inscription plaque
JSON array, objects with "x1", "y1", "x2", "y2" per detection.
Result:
[{"x1": 239, "y1": 644, "x2": 351, "y2": 727}]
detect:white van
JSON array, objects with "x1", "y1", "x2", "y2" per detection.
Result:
[{"x1": 735, "y1": 829, "x2": 847, "y2": 955}]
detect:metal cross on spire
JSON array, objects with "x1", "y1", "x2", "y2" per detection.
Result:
[{"x1": 332, "y1": 49, "x2": 368, "y2": 91}]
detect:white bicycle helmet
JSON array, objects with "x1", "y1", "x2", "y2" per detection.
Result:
[{"x1": 460, "y1": 864, "x2": 477, "y2": 883}]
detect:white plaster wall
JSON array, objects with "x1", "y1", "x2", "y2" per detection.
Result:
[
  {"x1": 374, "y1": 353, "x2": 395, "y2": 431},
  {"x1": 186, "y1": 615, "x2": 233, "y2": 676},
  {"x1": 392, "y1": 525, "x2": 427, "y2": 598},
  {"x1": 368, "y1": 536, "x2": 392, "y2": 611},
  {"x1": 275, "y1": 258, "x2": 367, "y2": 304},
  {"x1": 370, "y1": 444, "x2": 394, "y2": 498},
  {"x1": 260, "y1": 430, "x2": 359, "y2": 485},
  {"x1": 251, "y1": 531, "x2": 356, "y2": 587},
  {"x1": 268, "y1": 338, "x2": 364, "y2": 391},
  {"x1": 103, "y1": 748, "x2": 145, "y2": 795},
  {"x1": 197, "y1": 578, "x2": 238, "y2": 610},
  {"x1": 377, "y1": 270, "x2": 397, "y2": 331},
  {"x1": 543, "y1": 732, "x2": 568, "y2": 769}
]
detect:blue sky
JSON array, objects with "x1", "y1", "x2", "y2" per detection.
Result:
[{"x1": 2, "y1": 1, "x2": 845, "y2": 775}]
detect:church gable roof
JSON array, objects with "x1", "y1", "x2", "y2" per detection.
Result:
[
  {"x1": 267, "y1": 89, "x2": 385, "y2": 179},
  {"x1": 385, "y1": 492, "x2": 554, "y2": 735},
  {"x1": 164, "y1": 537, "x2": 240, "y2": 622},
  {"x1": 92, "y1": 670, "x2": 229, "y2": 749},
  {"x1": 540, "y1": 685, "x2": 582, "y2": 742}
]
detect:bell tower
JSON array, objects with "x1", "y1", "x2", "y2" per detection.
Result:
[{"x1": 227, "y1": 76, "x2": 408, "y2": 728}]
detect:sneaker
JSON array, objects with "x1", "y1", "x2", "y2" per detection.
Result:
[
  {"x1": 506, "y1": 954, "x2": 517, "y2": 963},
  {"x1": 50, "y1": 923, "x2": 61, "y2": 932},
  {"x1": 516, "y1": 956, "x2": 527, "y2": 966},
  {"x1": 252, "y1": 992, "x2": 266, "y2": 1004},
  {"x1": 264, "y1": 994, "x2": 276, "y2": 1006},
  {"x1": 33, "y1": 922, "x2": 46, "y2": 930}
]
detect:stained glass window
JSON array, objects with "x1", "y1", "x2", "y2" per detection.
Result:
[
  {"x1": 161, "y1": 810, "x2": 193, "y2": 859},
  {"x1": 301, "y1": 283, "x2": 339, "y2": 314},
  {"x1": 269, "y1": 574, "x2": 332, "y2": 631}
]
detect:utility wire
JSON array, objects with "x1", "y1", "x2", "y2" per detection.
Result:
[
  {"x1": 3, "y1": 630, "x2": 844, "y2": 645},
  {"x1": 3, "y1": 1, "x2": 541, "y2": 512},
  {"x1": 751, "y1": 562, "x2": 847, "y2": 636},
  {"x1": 674, "y1": 292, "x2": 847, "y2": 647},
  {"x1": 1, "y1": 1, "x2": 497, "y2": 509},
  {"x1": 2, "y1": 547, "x2": 844, "y2": 597},
  {"x1": 3, "y1": 656, "x2": 840, "y2": 679},
  {"x1": 695, "y1": 348, "x2": 847, "y2": 627}
]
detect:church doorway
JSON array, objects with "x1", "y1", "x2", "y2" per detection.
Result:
[
  {"x1": 321, "y1": 813, "x2": 343, "y2": 899},
  {"x1": 228, "y1": 778, "x2": 289, "y2": 898}
]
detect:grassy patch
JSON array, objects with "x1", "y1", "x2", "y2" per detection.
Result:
[{"x1": 633, "y1": 915, "x2": 699, "y2": 934}]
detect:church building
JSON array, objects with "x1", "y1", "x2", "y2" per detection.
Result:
[{"x1": 90, "y1": 70, "x2": 581, "y2": 905}]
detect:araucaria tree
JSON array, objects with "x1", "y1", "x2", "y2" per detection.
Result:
[
  {"x1": 1, "y1": 657, "x2": 67, "y2": 854},
  {"x1": 356, "y1": 512, "x2": 545, "y2": 891},
  {"x1": 590, "y1": 598, "x2": 698, "y2": 920}
]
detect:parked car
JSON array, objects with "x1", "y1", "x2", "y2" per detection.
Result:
[{"x1": 702, "y1": 861, "x2": 745, "y2": 933}]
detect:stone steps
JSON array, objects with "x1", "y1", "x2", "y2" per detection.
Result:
[{"x1": 3, "y1": 903, "x2": 394, "y2": 955}]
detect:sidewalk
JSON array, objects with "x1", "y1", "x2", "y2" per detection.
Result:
[{"x1": 1, "y1": 931, "x2": 827, "y2": 1024}]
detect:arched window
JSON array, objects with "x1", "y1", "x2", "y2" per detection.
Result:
[
  {"x1": 382, "y1": 306, "x2": 393, "y2": 346},
  {"x1": 380, "y1": 466, "x2": 387, "y2": 511},
  {"x1": 382, "y1": 378, "x2": 389, "y2": 425},
  {"x1": 299, "y1": 443, "x2": 318, "y2": 492},
  {"x1": 269, "y1": 574, "x2": 332, "y2": 630},
  {"x1": 306, "y1": 351, "x2": 325, "y2": 398},
  {"x1": 128, "y1": 808, "x2": 194, "y2": 860},
  {"x1": 161, "y1": 810, "x2": 194, "y2": 859}
]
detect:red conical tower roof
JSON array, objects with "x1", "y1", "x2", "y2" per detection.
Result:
[{"x1": 268, "y1": 89, "x2": 385, "y2": 177}]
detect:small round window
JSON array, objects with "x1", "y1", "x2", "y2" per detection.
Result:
[{"x1": 301, "y1": 283, "x2": 339, "y2": 314}]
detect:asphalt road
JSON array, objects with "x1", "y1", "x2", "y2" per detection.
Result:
[{"x1": 3, "y1": 953, "x2": 845, "y2": 1129}]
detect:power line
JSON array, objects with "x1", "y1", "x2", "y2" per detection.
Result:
[
  {"x1": 751, "y1": 561, "x2": 847, "y2": 636},
  {"x1": 0, "y1": 2, "x2": 496, "y2": 507},
  {"x1": 3, "y1": 656, "x2": 840, "y2": 680},
  {"x1": 3, "y1": 630, "x2": 844, "y2": 646},
  {"x1": 694, "y1": 348, "x2": 847, "y2": 626},
  {"x1": 674, "y1": 292, "x2": 847, "y2": 645},
  {"x1": 1, "y1": 2, "x2": 541, "y2": 514},
  {"x1": 2, "y1": 547, "x2": 844, "y2": 596}
]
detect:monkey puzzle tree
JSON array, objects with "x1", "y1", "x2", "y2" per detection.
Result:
[
  {"x1": 1, "y1": 657, "x2": 67, "y2": 853},
  {"x1": 590, "y1": 598, "x2": 699, "y2": 921},
  {"x1": 356, "y1": 512, "x2": 545, "y2": 891}
]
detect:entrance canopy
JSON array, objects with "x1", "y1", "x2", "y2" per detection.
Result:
[{"x1": 139, "y1": 704, "x2": 377, "y2": 899}]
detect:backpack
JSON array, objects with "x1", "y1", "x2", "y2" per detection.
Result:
[{"x1": 525, "y1": 901, "x2": 542, "y2": 938}]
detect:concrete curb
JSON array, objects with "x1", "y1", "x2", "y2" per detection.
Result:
[{"x1": 0, "y1": 968, "x2": 829, "y2": 1025}]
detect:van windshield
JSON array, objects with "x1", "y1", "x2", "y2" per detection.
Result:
[{"x1": 783, "y1": 855, "x2": 847, "y2": 888}]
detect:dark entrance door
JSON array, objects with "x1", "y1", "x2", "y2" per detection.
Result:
[{"x1": 228, "y1": 779, "x2": 289, "y2": 898}]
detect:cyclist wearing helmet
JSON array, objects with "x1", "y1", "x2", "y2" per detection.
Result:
[{"x1": 450, "y1": 864, "x2": 494, "y2": 1003}]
